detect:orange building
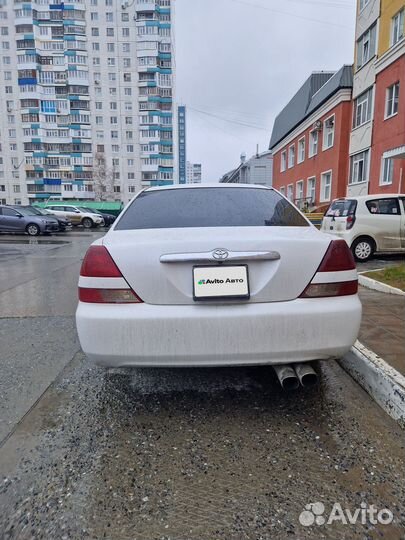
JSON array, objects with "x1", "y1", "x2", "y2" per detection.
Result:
[
  {"x1": 270, "y1": 66, "x2": 353, "y2": 210},
  {"x1": 369, "y1": 0, "x2": 405, "y2": 193}
]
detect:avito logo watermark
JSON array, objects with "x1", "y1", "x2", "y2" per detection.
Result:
[
  {"x1": 299, "y1": 502, "x2": 394, "y2": 527},
  {"x1": 198, "y1": 278, "x2": 244, "y2": 285}
]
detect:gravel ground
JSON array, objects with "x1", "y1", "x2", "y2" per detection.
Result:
[{"x1": 1, "y1": 353, "x2": 404, "y2": 540}]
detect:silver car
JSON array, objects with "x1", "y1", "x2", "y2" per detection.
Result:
[{"x1": 0, "y1": 205, "x2": 59, "y2": 236}]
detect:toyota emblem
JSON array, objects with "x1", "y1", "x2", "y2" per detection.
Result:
[{"x1": 212, "y1": 248, "x2": 229, "y2": 260}]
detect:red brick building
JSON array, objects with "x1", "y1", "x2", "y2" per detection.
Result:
[
  {"x1": 369, "y1": 49, "x2": 405, "y2": 194},
  {"x1": 270, "y1": 66, "x2": 353, "y2": 210}
]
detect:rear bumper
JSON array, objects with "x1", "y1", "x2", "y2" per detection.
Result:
[{"x1": 76, "y1": 295, "x2": 362, "y2": 368}]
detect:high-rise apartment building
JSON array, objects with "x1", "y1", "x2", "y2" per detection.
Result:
[
  {"x1": 186, "y1": 161, "x2": 201, "y2": 184},
  {"x1": 0, "y1": 0, "x2": 176, "y2": 206}
]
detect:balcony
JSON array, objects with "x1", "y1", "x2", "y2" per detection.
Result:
[
  {"x1": 69, "y1": 190, "x2": 95, "y2": 200},
  {"x1": 141, "y1": 163, "x2": 159, "y2": 172},
  {"x1": 136, "y1": 0, "x2": 156, "y2": 11}
]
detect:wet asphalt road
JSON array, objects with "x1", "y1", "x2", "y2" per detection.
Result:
[{"x1": 0, "y1": 233, "x2": 404, "y2": 540}]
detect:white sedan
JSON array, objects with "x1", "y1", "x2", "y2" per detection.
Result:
[{"x1": 76, "y1": 185, "x2": 361, "y2": 383}]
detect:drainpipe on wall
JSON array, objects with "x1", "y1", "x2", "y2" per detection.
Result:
[{"x1": 399, "y1": 168, "x2": 403, "y2": 194}]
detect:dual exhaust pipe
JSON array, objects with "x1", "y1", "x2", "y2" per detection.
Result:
[{"x1": 273, "y1": 363, "x2": 318, "y2": 390}]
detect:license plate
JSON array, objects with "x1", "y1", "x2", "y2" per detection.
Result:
[{"x1": 193, "y1": 265, "x2": 250, "y2": 300}]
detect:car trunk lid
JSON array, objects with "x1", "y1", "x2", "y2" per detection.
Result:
[{"x1": 103, "y1": 227, "x2": 332, "y2": 305}]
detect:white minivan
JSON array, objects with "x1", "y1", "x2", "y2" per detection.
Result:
[{"x1": 321, "y1": 194, "x2": 405, "y2": 261}]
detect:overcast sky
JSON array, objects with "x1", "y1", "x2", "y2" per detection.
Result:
[{"x1": 175, "y1": 0, "x2": 356, "y2": 182}]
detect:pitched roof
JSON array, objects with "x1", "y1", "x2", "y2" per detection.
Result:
[{"x1": 269, "y1": 65, "x2": 353, "y2": 150}]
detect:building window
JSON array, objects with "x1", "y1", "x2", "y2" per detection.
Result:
[
  {"x1": 359, "y1": 0, "x2": 370, "y2": 11},
  {"x1": 386, "y1": 82, "x2": 399, "y2": 118},
  {"x1": 309, "y1": 130, "x2": 318, "y2": 157},
  {"x1": 350, "y1": 150, "x2": 369, "y2": 184},
  {"x1": 295, "y1": 180, "x2": 304, "y2": 202},
  {"x1": 279, "y1": 187, "x2": 286, "y2": 196},
  {"x1": 297, "y1": 137, "x2": 305, "y2": 163},
  {"x1": 307, "y1": 177, "x2": 316, "y2": 203},
  {"x1": 287, "y1": 184, "x2": 293, "y2": 201},
  {"x1": 320, "y1": 171, "x2": 332, "y2": 202},
  {"x1": 353, "y1": 88, "x2": 372, "y2": 128},
  {"x1": 323, "y1": 115, "x2": 335, "y2": 150},
  {"x1": 391, "y1": 8, "x2": 404, "y2": 46},
  {"x1": 288, "y1": 145, "x2": 295, "y2": 168},
  {"x1": 380, "y1": 156, "x2": 394, "y2": 185},
  {"x1": 280, "y1": 150, "x2": 287, "y2": 172},
  {"x1": 356, "y1": 24, "x2": 376, "y2": 69}
]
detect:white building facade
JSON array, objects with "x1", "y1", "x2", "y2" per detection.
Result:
[
  {"x1": 0, "y1": 0, "x2": 176, "y2": 206},
  {"x1": 347, "y1": 0, "x2": 380, "y2": 197},
  {"x1": 186, "y1": 161, "x2": 201, "y2": 183},
  {"x1": 220, "y1": 151, "x2": 273, "y2": 187}
]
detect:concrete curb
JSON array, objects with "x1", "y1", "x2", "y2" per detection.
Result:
[
  {"x1": 339, "y1": 341, "x2": 405, "y2": 428},
  {"x1": 358, "y1": 273, "x2": 405, "y2": 296}
]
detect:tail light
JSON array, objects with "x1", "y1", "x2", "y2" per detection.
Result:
[
  {"x1": 346, "y1": 214, "x2": 356, "y2": 230},
  {"x1": 78, "y1": 245, "x2": 142, "y2": 304},
  {"x1": 317, "y1": 239, "x2": 355, "y2": 272},
  {"x1": 300, "y1": 240, "x2": 358, "y2": 298}
]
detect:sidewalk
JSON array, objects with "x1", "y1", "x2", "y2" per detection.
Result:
[{"x1": 358, "y1": 286, "x2": 405, "y2": 377}]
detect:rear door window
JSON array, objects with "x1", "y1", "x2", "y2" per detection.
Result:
[
  {"x1": 115, "y1": 187, "x2": 310, "y2": 230},
  {"x1": 325, "y1": 199, "x2": 357, "y2": 217},
  {"x1": 366, "y1": 198, "x2": 400, "y2": 215},
  {"x1": 2, "y1": 208, "x2": 19, "y2": 217}
]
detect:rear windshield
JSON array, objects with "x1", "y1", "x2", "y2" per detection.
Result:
[
  {"x1": 115, "y1": 188, "x2": 309, "y2": 230},
  {"x1": 325, "y1": 199, "x2": 357, "y2": 217}
]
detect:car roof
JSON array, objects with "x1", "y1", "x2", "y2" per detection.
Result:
[
  {"x1": 332, "y1": 194, "x2": 405, "y2": 202},
  {"x1": 144, "y1": 183, "x2": 273, "y2": 192}
]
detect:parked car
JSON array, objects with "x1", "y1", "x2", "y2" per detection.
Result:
[
  {"x1": 9, "y1": 205, "x2": 72, "y2": 232},
  {"x1": 76, "y1": 185, "x2": 361, "y2": 377},
  {"x1": 44, "y1": 204, "x2": 104, "y2": 228},
  {"x1": 321, "y1": 194, "x2": 405, "y2": 261},
  {"x1": 0, "y1": 205, "x2": 59, "y2": 236},
  {"x1": 79, "y1": 207, "x2": 116, "y2": 227}
]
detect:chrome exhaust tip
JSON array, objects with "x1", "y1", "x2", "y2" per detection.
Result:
[
  {"x1": 294, "y1": 363, "x2": 318, "y2": 387},
  {"x1": 273, "y1": 365, "x2": 300, "y2": 391}
]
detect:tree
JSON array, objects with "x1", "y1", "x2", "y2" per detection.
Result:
[{"x1": 93, "y1": 152, "x2": 115, "y2": 201}]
